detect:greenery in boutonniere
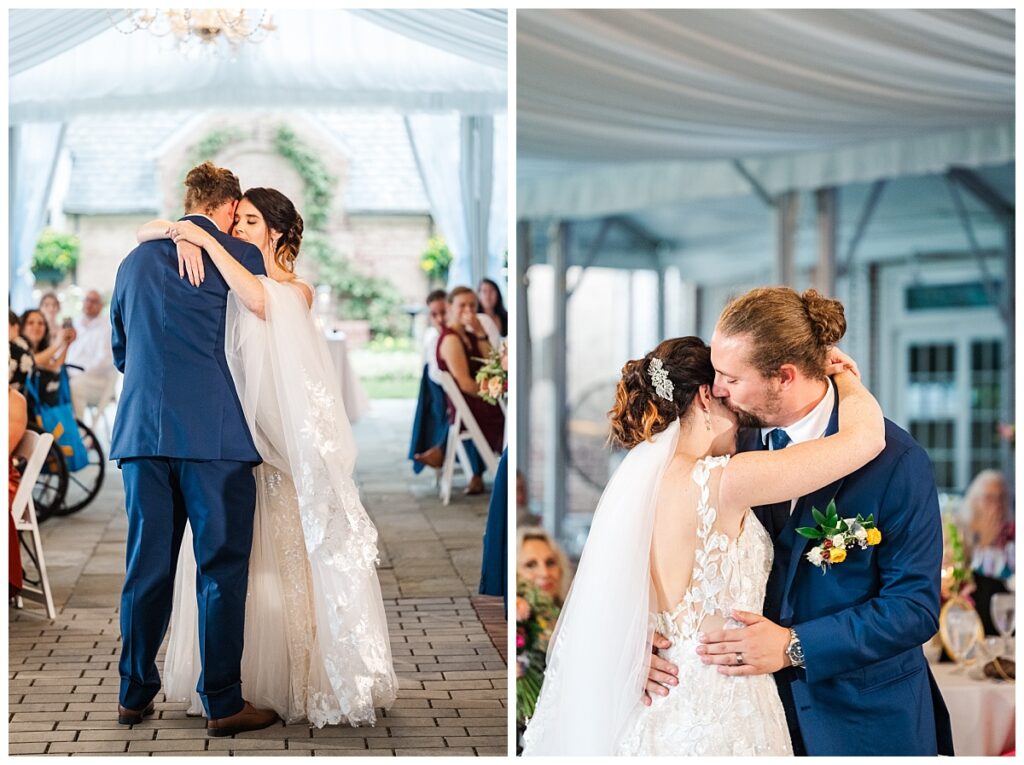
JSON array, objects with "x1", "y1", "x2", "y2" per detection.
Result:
[{"x1": 797, "y1": 499, "x2": 881, "y2": 571}]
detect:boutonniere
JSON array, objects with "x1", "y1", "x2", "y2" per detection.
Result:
[{"x1": 797, "y1": 499, "x2": 881, "y2": 571}]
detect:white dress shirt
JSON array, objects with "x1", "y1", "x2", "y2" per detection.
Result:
[
  {"x1": 760, "y1": 381, "x2": 835, "y2": 512},
  {"x1": 65, "y1": 313, "x2": 114, "y2": 379}
]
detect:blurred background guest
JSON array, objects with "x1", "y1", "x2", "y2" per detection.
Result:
[
  {"x1": 421, "y1": 286, "x2": 504, "y2": 495},
  {"x1": 515, "y1": 526, "x2": 572, "y2": 753},
  {"x1": 64, "y1": 289, "x2": 115, "y2": 419},
  {"x1": 517, "y1": 526, "x2": 570, "y2": 606},
  {"x1": 9, "y1": 310, "x2": 34, "y2": 397},
  {"x1": 477, "y1": 277, "x2": 508, "y2": 339},
  {"x1": 38, "y1": 292, "x2": 62, "y2": 339},
  {"x1": 19, "y1": 309, "x2": 74, "y2": 407},
  {"x1": 411, "y1": 290, "x2": 454, "y2": 472},
  {"x1": 963, "y1": 469, "x2": 1014, "y2": 634}
]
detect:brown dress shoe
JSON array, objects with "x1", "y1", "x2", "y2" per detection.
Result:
[
  {"x1": 207, "y1": 701, "x2": 280, "y2": 737},
  {"x1": 414, "y1": 446, "x2": 445, "y2": 469},
  {"x1": 117, "y1": 701, "x2": 155, "y2": 725}
]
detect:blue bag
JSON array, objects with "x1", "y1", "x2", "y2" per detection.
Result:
[{"x1": 24, "y1": 367, "x2": 89, "y2": 471}]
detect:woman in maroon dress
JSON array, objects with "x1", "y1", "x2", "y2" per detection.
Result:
[{"x1": 417, "y1": 286, "x2": 505, "y2": 494}]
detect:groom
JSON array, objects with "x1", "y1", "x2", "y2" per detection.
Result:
[
  {"x1": 109, "y1": 162, "x2": 278, "y2": 735},
  {"x1": 646, "y1": 287, "x2": 953, "y2": 756}
]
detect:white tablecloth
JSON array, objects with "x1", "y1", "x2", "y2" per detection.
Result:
[
  {"x1": 931, "y1": 661, "x2": 1015, "y2": 756},
  {"x1": 324, "y1": 331, "x2": 370, "y2": 423}
]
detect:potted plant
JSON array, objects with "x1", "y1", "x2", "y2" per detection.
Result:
[
  {"x1": 419, "y1": 235, "x2": 452, "y2": 286},
  {"x1": 31, "y1": 228, "x2": 80, "y2": 285}
]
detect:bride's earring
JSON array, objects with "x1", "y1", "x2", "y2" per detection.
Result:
[{"x1": 704, "y1": 409, "x2": 712, "y2": 432}]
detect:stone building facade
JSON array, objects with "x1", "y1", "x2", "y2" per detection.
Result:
[{"x1": 52, "y1": 110, "x2": 435, "y2": 329}]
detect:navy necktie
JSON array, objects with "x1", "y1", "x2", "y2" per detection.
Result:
[
  {"x1": 769, "y1": 428, "x2": 791, "y2": 451},
  {"x1": 766, "y1": 428, "x2": 793, "y2": 537}
]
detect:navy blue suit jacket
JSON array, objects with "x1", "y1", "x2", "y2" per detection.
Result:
[
  {"x1": 110, "y1": 215, "x2": 266, "y2": 462},
  {"x1": 743, "y1": 381, "x2": 953, "y2": 755}
]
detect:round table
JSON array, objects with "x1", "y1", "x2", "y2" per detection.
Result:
[
  {"x1": 324, "y1": 330, "x2": 370, "y2": 423},
  {"x1": 930, "y1": 660, "x2": 1015, "y2": 755}
]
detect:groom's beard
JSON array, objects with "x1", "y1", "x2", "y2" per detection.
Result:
[{"x1": 722, "y1": 386, "x2": 783, "y2": 430}]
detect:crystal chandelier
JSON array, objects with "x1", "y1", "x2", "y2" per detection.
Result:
[{"x1": 111, "y1": 9, "x2": 276, "y2": 50}]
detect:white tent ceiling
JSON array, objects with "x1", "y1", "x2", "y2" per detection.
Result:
[
  {"x1": 11, "y1": 9, "x2": 506, "y2": 121},
  {"x1": 517, "y1": 9, "x2": 1014, "y2": 220},
  {"x1": 9, "y1": 9, "x2": 508, "y2": 310}
]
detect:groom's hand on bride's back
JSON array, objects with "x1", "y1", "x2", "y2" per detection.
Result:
[{"x1": 642, "y1": 632, "x2": 678, "y2": 705}]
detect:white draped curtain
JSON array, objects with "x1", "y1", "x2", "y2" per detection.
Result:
[
  {"x1": 406, "y1": 113, "x2": 507, "y2": 289},
  {"x1": 352, "y1": 10, "x2": 507, "y2": 71},
  {"x1": 518, "y1": 8, "x2": 1014, "y2": 218},
  {"x1": 9, "y1": 123, "x2": 66, "y2": 312}
]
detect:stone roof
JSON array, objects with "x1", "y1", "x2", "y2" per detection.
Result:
[{"x1": 63, "y1": 110, "x2": 430, "y2": 216}]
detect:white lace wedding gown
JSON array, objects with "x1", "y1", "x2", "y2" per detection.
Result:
[
  {"x1": 164, "y1": 277, "x2": 397, "y2": 727},
  {"x1": 615, "y1": 456, "x2": 792, "y2": 756},
  {"x1": 522, "y1": 423, "x2": 791, "y2": 756}
]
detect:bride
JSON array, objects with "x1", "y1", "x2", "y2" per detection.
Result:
[
  {"x1": 521, "y1": 336, "x2": 884, "y2": 755},
  {"x1": 136, "y1": 185, "x2": 397, "y2": 727}
]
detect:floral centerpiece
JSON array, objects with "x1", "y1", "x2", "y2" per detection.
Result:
[
  {"x1": 516, "y1": 580, "x2": 560, "y2": 724},
  {"x1": 474, "y1": 342, "x2": 508, "y2": 405}
]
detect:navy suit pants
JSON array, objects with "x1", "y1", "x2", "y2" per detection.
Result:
[{"x1": 118, "y1": 458, "x2": 255, "y2": 719}]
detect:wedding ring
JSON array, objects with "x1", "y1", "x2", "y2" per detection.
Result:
[{"x1": 735, "y1": 652, "x2": 744, "y2": 665}]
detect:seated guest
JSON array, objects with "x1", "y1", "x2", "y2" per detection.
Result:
[
  {"x1": 39, "y1": 291, "x2": 62, "y2": 339},
  {"x1": 410, "y1": 290, "x2": 455, "y2": 474},
  {"x1": 517, "y1": 526, "x2": 570, "y2": 607},
  {"x1": 515, "y1": 526, "x2": 571, "y2": 753},
  {"x1": 418, "y1": 287, "x2": 504, "y2": 495},
  {"x1": 478, "y1": 278, "x2": 508, "y2": 338},
  {"x1": 963, "y1": 469, "x2": 1014, "y2": 634},
  {"x1": 64, "y1": 289, "x2": 115, "y2": 419},
  {"x1": 8, "y1": 310, "x2": 34, "y2": 396},
  {"x1": 19, "y1": 309, "x2": 74, "y2": 408}
]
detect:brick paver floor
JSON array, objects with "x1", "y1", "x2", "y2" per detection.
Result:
[{"x1": 10, "y1": 400, "x2": 509, "y2": 756}]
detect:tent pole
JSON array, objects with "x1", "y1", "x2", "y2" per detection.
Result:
[
  {"x1": 516, "y1": 220, "x2": 532, "y2": 495},
  {"x1": 545, "y1": 221, "x2": 569, "y2": 543},
  {"x1": 815, "y1": 187, "x2": 837, "y2": 296},
  {"x1": 776, "y1": 191, "x2": 798, "y2": 286}
]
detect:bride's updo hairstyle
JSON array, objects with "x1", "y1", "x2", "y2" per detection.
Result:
[
  {"x1": 717, "y1": 286, "x2": 846, "y2": 381},
  {"x1": 608, "y1": 337, "x2": 714, "y2": 450},
  {"x1": 183, "y1": 161, "x2": 241, "y2": 214},
  {"x1": 242, "y1": 187, "x2": 304, "y2": 273}
]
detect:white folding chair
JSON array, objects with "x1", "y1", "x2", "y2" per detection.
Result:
[
  {"x1": 437, "y1": 372, "x2": 502, "y2": 505},
  {"x1": 10, "y1": 431, "x2": 57, "y2": 620}
]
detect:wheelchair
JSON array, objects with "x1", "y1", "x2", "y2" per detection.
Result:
[{"x1": 25, "y1": 366, "x2": 107, "y2": 523}]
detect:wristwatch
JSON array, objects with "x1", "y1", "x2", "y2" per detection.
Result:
[{"x1": 786, "y1": 628, "x2": 805, "y2": 668}]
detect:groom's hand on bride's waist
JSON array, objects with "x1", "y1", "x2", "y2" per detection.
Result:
[
  {"x1": 642, "y1": 632, "x2": 678, "y2": 705},
  {"x1": 696, "y1": 609, "x2": 790, "y2": 676}
]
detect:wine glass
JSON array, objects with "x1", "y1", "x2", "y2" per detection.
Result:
[
  {"x1": 990, "y1": 592, "x2": 1015, "y2": 658},
  {"x1": 945, "y1": 609, "x2": 980, "y2": 672}
]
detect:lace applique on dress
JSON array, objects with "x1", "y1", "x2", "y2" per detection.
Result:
[{"x1": 616, "y1": 455, "x2": 793, "y2": 756}]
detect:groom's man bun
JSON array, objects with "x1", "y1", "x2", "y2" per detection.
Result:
[
  {"x1": 183, "y1": 161, "x2": 242, "y2": 214},
  {"x1": 717, "y1": 286, "x2": 846, "y2": 381}
]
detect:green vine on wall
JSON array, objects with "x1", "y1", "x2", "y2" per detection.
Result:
[{"x1": 272, "y1": 126, "x2": 335, "y2": 231}]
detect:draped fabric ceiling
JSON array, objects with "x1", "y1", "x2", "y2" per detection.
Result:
[
  {"x1": 9, "y1": 9, "x2": 507, "y2": 308},
  {"x1": 517, "y1": 9, "x2": 1014, "y2": 221}
]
